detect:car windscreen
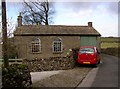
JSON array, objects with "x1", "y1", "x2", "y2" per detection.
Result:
[{"x1": 80, "y1": 48, "x2": 94, "y2": 54}]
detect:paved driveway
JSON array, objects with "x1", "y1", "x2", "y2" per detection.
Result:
[
  {"x1": 31, "y1": 70, "x2": 64, "y2": 83},
  {"x1": 31, "y1": 67, "x2": 92, "y2": 87}
]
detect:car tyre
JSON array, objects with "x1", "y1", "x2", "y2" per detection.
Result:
[
  {"x1": 98, "y1": 60, "x2": 100, "y2": 64},
  {"x1": 93, "y1": 64, "x2": 98, "y2": 68}
]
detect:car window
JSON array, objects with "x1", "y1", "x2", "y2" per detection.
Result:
[{"x1": 80, "y1": 48, "x2": 94, "y2": 54}]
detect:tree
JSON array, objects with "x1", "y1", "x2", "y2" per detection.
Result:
[
  {"x1": 21, "y1": 0, "x2": 55, "y2": 25},
  {"x1": 2, "y1": 0, "x2": 9, "y2": 68},
  {"x1": 7, "y1": 37, "x2": 18, "y2": 59},
  {"x1": 7, "y1": 17, "x2": 16, "y2": 37}
]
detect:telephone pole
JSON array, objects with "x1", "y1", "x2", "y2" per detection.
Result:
[{"x1": 2, "y1": 0, "x2": 9, "y2": 67}]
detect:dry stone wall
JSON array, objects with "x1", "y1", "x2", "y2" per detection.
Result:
[{"x1": 23, "y1": 56, "x2": 76, "y2": 72}]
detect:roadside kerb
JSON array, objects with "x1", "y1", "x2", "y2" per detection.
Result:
[{"x1": 76, "y1": 67, "x2": 99, "y2": 88}]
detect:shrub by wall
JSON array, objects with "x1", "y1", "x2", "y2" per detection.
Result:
[
  {"x1": 2, "y1": 63, "x2": 32, "y2": 88},
  {"x1": 72, "y1": 48, "x2": 79, "y2": 60}
]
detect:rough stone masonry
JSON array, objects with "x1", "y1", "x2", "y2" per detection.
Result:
[{"x1": 23, "y1": 56, "x2": 76, "y2": 72}]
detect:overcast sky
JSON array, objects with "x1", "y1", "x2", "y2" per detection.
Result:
[
  {"x1": 53, "y1": 2, "x2": 118, "y2": 37},
  {"x1": 0, "y1": 0, "x2": 119, "y2": 37}
]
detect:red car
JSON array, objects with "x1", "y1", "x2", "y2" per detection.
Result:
[{"x1": 77, "y1": 46, "x2": 100, "y2": 66}]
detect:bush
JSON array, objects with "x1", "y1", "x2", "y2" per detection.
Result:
[
  {"x1": 2, "y1": 63, "x2": 32, "y2": 88},
  {"x1": 7, "y1": 43, "x2": 18, "y2": 59},
  {"x1": 71, "y1": 48, "x2": 80, "y2": 66},
  {"x1": 72, "y1": 48, "x2": 79, "y2": 60}
]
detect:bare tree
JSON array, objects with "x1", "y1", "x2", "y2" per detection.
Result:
[
  {"x1": 21, "y1": 0, "x2": 55, "y2": 25},
  {"x1": 7, "y1": 17, "x2": 16, "y2": 37}
]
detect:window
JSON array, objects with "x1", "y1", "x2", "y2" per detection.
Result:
[
  {"x1": 53, "y1": 38, "x2": 62, "y2": 53},
  {"x1": 31, "y1": 38, "x2": 41, "y2": 53},
  {"x1": 80, "y1": 48, "x2": 94, "y2": 54}
]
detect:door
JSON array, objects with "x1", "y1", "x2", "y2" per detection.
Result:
[{"x1": 80, "y1": 36, "x2": 97, "y2": 46}]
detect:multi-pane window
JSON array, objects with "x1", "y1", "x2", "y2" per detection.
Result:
[
  {"x1": 32, "y1": 38, "x2": 41, "y2": 53},
  {"x1": 53, "y1": 38, "x2": 62, "y2": 53}
]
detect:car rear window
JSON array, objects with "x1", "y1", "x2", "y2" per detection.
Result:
[{"x1": 80, "y1": 48, "x2": 94, "y2": 54}]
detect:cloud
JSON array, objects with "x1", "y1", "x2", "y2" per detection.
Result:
[
  {"x1": 59, "y1": 2, "x2": 118, "y2": 15},
  {"x1": 60, "y1": 2, "x2": 99, "y2": 12},
  {"x1": 107, "y1": 2, "x2": 118, "y2": 14}
]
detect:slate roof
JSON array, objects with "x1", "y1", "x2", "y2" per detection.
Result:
[{"x1": 14, "y1": 25, "x2": 101, "y2": 36}]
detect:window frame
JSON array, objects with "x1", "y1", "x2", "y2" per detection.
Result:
[
  {"x1": 31, "y1": 38, "x2": 41, "y2": 53},
  {"x1": 52, "y1": 37, "x2": 63, "y2": 53}
]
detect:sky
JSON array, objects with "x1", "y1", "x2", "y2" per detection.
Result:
[{"x1": 0, "y1": 0, "x2": 119, "y2": 37}]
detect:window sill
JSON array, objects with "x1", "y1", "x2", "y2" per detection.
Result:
[
  {"x1": 53, "y1": 52, "x2": 63, "y2": 54},
  {"x1": 31, "y1": 52, "x2": 42, "y2": 54}
]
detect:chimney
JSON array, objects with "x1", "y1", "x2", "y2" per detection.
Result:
[
  {"x1": 17, "y1": 12, "x2": 22, "y2": 27},
  {"x1": 88, "y1": 22, "x2": 92, "y2": 27}
]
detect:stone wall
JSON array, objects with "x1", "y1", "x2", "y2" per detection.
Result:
[
  {"x1": 101, "y1": 48, "x2": 119, "y2": 57},
  {"x1": 23, "y1": 55, "x2": 76, "y2": 72},
  {"x1": 14, "y1": 36, "x2": 80, "y2": 60}
]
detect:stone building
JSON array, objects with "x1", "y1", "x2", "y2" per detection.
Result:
[{"x1": 14, "y1": 14, "x2": 101, "y2": 60}]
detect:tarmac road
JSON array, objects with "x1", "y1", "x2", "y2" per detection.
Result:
[{"x1": 77, "y1": 54, "x2": 118, "y2": 88}]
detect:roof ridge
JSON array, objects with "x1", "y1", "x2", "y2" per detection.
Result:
[
  {"x1": 21, "y1": 25, "x2": 89, "y2": 27},
  {"x1": 15, "y1": 25, "x2": 101, "y2": 36}
]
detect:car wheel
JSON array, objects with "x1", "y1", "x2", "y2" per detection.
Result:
[
  {"x1": 98, "y1": 60, "x2": 100, "y2": 64},
  {"x1": 93, "y1": 64, "x2": 98, "y2": 67}
]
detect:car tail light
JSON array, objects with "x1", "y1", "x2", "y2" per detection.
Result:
[{"x1": 94, "y1": 58, "x2": 96, "y2": 60}]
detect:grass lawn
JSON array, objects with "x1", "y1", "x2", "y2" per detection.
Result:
[
  {"x1": 101, "y1": 37, "x2": 120, "y2": 43},
  {"x1": 101, "y1": 42, "x2": 119, "y2": 49}
]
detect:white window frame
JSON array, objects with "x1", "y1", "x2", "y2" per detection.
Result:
[
  {"x1": 53, "y1": 38, "x2": 62, "y2": 53},
  {"x1": 31, "y1": 38, "x2": 41, "y2": 53}
]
